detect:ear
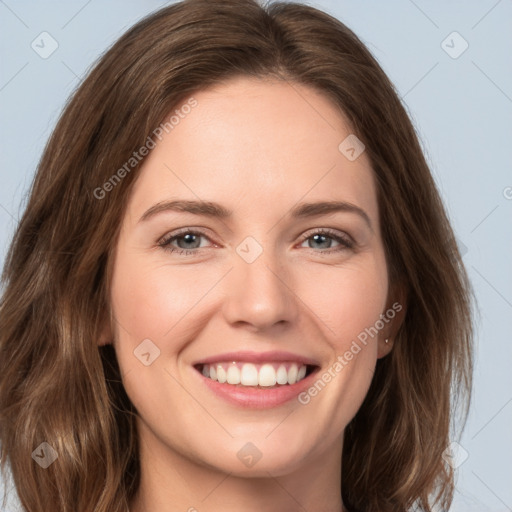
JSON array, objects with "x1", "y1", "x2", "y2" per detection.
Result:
[
  {"x1": 377, "y1": 281, "x2": 407, "y2": 359},
  {"x1": 97, "y1": 307, "x2": 113, "y2": 346}
]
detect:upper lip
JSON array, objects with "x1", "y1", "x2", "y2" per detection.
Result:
[{"x1": 194, "y1": 350, "x2": 320, "y2": 367}]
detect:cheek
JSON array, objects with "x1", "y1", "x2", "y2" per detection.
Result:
[
  {"x1": 109, "y1": 252, "x2": 212, "y2": 419},
  {"x1": 297, "y1": 254, "x2": 388, "y2": 350},
  {"x1": 111, "y1": 255, "x2": 216, "y2": 342},
  {"x1": 293, "y1": 255, "x2": 388, "y2": 418}
]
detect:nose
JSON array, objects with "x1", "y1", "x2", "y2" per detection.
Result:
[{"x1": 221, "y1": 247, "x2": 299, "y2": 332}]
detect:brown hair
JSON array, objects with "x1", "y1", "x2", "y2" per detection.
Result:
[{"x1": 0, "y1": 0, "x2": 473, "y2": 510}]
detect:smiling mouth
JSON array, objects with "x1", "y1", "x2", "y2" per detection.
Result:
[{"x1": 194, "y1": 361, "x2": 318, "y2": 388}]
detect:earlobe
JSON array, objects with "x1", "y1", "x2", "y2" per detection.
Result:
[
  {"x1": 377, "y1": 282, "x2": 407, "y2": 359},
  {"x1": 97, "y1": 330, "x2": 112, "y2": 346},
  {"x1": 377, "y1": 336, "x2": 394, "y2": 359},
  {"x1": 97, "y1": 308, "x2": 113, "y2": 346}
]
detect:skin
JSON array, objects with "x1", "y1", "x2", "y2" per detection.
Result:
[{"x1": 100, "y1": 76, "x2": 404, "y2": 512}]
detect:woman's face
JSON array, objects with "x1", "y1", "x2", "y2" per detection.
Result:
[{"x1": 108, "y1": 76, "x2": 396, "y2": 477}]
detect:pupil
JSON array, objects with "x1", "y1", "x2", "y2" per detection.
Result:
[
  {"x1": 311, "y1": 234, "x2": 330, "y2": 249},
  {"x1": 179, "y1": 233, "x2": 200, "y2": 249}
]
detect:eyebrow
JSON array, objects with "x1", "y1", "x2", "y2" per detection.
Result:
[{"x1": 138, "y1": 199, "x2": 372, "y2": 229}]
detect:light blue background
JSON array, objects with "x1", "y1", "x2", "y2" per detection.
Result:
[{"x1": 1, "y1": 1, "x2": 511, "y2": 511}]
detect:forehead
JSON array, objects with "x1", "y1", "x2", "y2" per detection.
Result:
[{"x1": 127, "y1": 76, "x2": 379, "y2": 229}]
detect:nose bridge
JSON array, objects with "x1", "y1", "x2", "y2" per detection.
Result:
[{"x1": 221, "y1": 236, "x2": 298, "y2": 329}]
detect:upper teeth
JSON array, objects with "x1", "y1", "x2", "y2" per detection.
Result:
[{"x1": 201, "y1": 362, "x2": 308, "y2": 387}]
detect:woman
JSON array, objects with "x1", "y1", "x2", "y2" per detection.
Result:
[{"x1": 0, "y1": 0, "x2": 474, "y2": 511}]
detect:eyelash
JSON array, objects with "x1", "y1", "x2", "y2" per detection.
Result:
[{"x1": 157, "y1": 228, "x2": 354, "y2": 256}]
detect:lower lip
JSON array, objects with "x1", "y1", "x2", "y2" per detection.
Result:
[{"x1": 196, "y1": 368, "x2": 317, "y2": 409}]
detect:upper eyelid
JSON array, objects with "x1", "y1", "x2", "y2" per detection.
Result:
[
  {"x1": 299, "y1": 227, "x2": 352, "y2": 240},
  {"x1": 158, "y1": 228, "x2": 212, "y2": 245}
]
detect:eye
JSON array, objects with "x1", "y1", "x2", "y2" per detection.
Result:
[
  {"x1": 298, "y1": 229, "x2": 354, "y2": 253},
  {"x1": 158, "y1": 229, "x2": 213, "y2": 255}
]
